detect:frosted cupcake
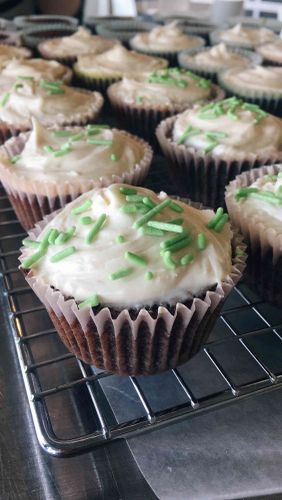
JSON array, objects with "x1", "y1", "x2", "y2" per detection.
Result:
[
  {"x1": 73, "y1": 44, "x2": 168, "y2": 93},
  {"x1": 256, "y1": 39, "x2": 282, "y2": 66},
  {"x1": 210, "y1": 24, "x2": 278, "y2": 50},
  {"x1": 0, "y1": 120, "x2": 152, "y2": 230},
  {"x1": 226, "y1": 165, "x2": 282, "y2": 307},
  {"x1": 0, "y1": 44, "x2": 31, "y2": 66},
  {"x1": 0, "y1": 58, "x2": 72, "y2": 84},
  {"x1": 129, "y1": 23, "x2": 205, "y2": 64},
  {"x1": 20, "y1": 183, "x2": 245, "y2": 375},
  {"x1": 178, "y1": 43, "x2": 262, "y2": 82},
  {"x1": 107, "y1": 67, "x2": 224, "y2": 143},
  {"x1": 218, "y1": 65, "x2": 282, "y2": 116},
  {"x1": 156, "y1": 97, "x2": 282, "y2": 208}
]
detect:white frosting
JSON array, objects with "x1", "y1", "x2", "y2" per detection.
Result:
[
  {"x1": 40, "y1": 27, "x2": 120, "y2": 58},
  {"x1": 131, "y1": 23, "x2": 203, "y2": 52},
  {"x1": 257, "y1": 39, "x2": 282, "y2": 63},
  {"x1": 222, "y1": 66, "x2": 282, "y2": 93},
  {"x1": 75, "y1": 45, "x2": 168, "y2": 78},
  {"x1": 0, "y1": 58, "x2": 70, "y2": 82},
  {"x1": 172, "y1": 100, "x2": 282, "y2": 157},
  {"x1": 185, "y1": 43, "x2": 250, "y2": 70},
  {"x1": 0, "y1": 79, "x2": 100, "y2": 127},
  {"x1": 5, "y1": 119, "x2": 144, "y2": 184},
  {"x1": 0, "y1": 45, "x2": 30, "y2": 66},
  {"x1": 111, "y1": 69, "x2": 212, "y2": 107},
  {"x1": 24, "y1": 184, "x2": 233, "y2": 307},
  {"x1": 218, "y1": 23, "x2": 277, "y2": 47}
]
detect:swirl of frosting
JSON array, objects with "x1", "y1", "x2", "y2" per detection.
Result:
[
  {"x1": 172, "y1": 98, "x2": 282, "y2": 158},
  {"x1": 39, "y1": 27, "x2": 120, "y2": 58},
  {"x1": 131, "y1": 23, "x2": 203, "y2": 52},
  {"x1": 74, "y1": 45, "x2": 168, "y2": 78},
  {"x1": 217, "y1": 24, "x2": 277, "y2": 47},
  {"x1": 183, "y1": 43, "x2": 251, "y2": 70},
  {"x1": 256, "y1": 39, "x2": 282, "y2": 64},
  {"x1": 0, "y1": 79, "x2": 102, "y2": 127},
  {"x1": 220, "y1": 66, "x2": 282, "y2": 93},
  {"x1": 0, "y1": 58, "x2": 71, "y2": 82},
  {"x1": 109, "y1": 68, "x2": 213, "y2": 106},
  {"x1": 21, "y1": 183, "x2": 232, "y2": 307}
]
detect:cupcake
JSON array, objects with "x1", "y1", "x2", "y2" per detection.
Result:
[
  {"x1": 19, "y1": 183, "x2": 246, "y2": 375},
  {"x1": 256, "y1": 39, "x2": 282, "y2": 66},
  {"x1": 95, "y1": 20, "x2": 158, "y2": 45},
  {"x1": 0, "y1": 78, "x2": 103, "y2": 141},
  {"x1": 129, "y1": 23, "x2": 205, "y2": 65},
  {"x1": 0, "y1": 119, "x2": 152, "y2": 230},
  {"x1": 210, "y1": 24, "x2": 278, "y2": 50},
  {"x1": 178, "y1": 43, "x2": 262, "y2": 82},
  {"x1": 0, "y1": 44, "x2": 31, "y2": 66},
  {"x1": 73, "y1": 44, "x2": 168, "y2": 93},
  {"x1": 156, "y1": 97, "x2": 282, "y2": 208},
  {"x1": 38, "y1": 27, "x2": 121, "y2": 66},
  {"x1": 21, "y1": 25, "x2": 77, "y2": 52},
  {"x1": 14, "y1": 15, "x2": 79, "y2": 29},
  {"x1": 218, "y1": 65, "x2": 282, "y2": 116},
  {"x1": 107, "y1": 67, "x2": 224, "y2": 143},
  {"x1": 226, "y1": 165, "x2": 282, "y2": 307},
  {"x1": 0, "y1": 58, "x2": 72, "y2": 85}
]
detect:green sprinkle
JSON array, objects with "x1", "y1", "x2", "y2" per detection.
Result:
[
  {"x1": 163, "y1": 251, "x2": 177, "y2": 270},
  {"x1": 115, "y1": 234, "x2": 125, "y2": 244},
  {"x1": 197, "y1": 233, "x2": 207, "y2": 250},
  {"x1": 79, "y1": 216, "x2": 93, "y2": 225},
  {"x1": 119, "y1": 186, "x2": 137, "y2": 195},
  {"x1": 53, "y1": 147, "x2": 71, "y2": 157},
  {"x1": 125, "y1": 251, "x2": 148, "y2": 267},
  {"x1": 169, "y1": 201, "x2": 184, "y2": 213},
  {"x1": 161, "y1": 230, "x2": 189, "y2": 249},
  {"x1": 249, "y1": 192, "x2": 282, "y2": 205},
  {"x1": 78, "y1": 294, "x2": 100, "y2": 309},
  {"x1": 135, "y1": 203, "x2": 150, "y2": 213},
  {"x1": 22, "y1": 238, "x2": 41, "y2": 248},
  {"x1": 164, "y1": 236, "x2": 192, "y2": 254},
  {"x1": 134, "y1": 198, "x2": 171, "y2": 229},
  {"x1": 142, "y1": 197, "x2": 156, "y2": 209},
  {"x1": 86, "y1": 129, "x2": 100, "y2": 137},
  {"x1": 126, "y1": 194, "x2": 144, "y2": 203},
  {"x1": 169, "y1": 218, "x2": 184, "y2": 225},
  {"x1": 69, "y1": 132, "x2": 84, "y2": 143},
  {"x1": 44, "y1": 144, "x2": 55, "y2": 154},
  {"x1": 235, "y1": 187, "x2": 258, "y2": 200},
  {"x1": 214, "y1": 214, "x2": 229, "y2": 232},
  {"x1": 86, "y1": 213, "x2": 107, "y2": 244},
  {"x1": 180, "y1": 253, "x2": 194, "y2": 266},
  {"x1": 10, "y1": 155, "x2": 21, "y2": 164},
  {"x1": 50, "y1": 246, "x2": 76, "y2": 263},
  {"x1": 86, "y1": 124, "x2": 109, "y2": 131},
  {"x1": 136, "y1": 95, "x2": 143, "y2": 103},
  {"x1": 41, "y1": 228, "x2": 53, "y2": 248},
  {"x1": 0, "y1": 92, "x2": 10, "y2": 107},
  {"x1": 21, "y1": 246, "x2": 47, "y2": 269},
  {"x1": 48, "y1": 228, "x2": 59, "y2": 245},
  {"x1": 147, "y1": 221, "x2": 184, "y2": 233},
  {"x1": 17, "y1": 75, "x2": 34, "y2": 80},
  {"x1": 177, "y1": 126, "x2": 202, "y2": 145},
  {"x1": 48, "y1": 88, "x2": 65, "y2": 95},
  {"x1": 87, "y1": 139, "x2": 113, "y2": 146},
  {"x1": 13, "y1": 82, "x2": 23, "y2": 90},
  {"x1": 72, "y1": 199, "x2": 92, "y2": 215},
  {"x1": 53, "y1": 130, "x2": 72, "y2": 137},
  {"x1": 145, "y1": 271, "x2": 153, "y2": 280},
  {"x1": 110, "y1": 153, "x2": 118, "y2": 161},
  {"x1": 54, "y1": 226, "x2": 76, "y2": 245},
  {"x1": 207, "y1": 207, "x2": 224, "y2": 229},
  {"x1": 142, "y1": 226, "x2": 164, "y2": 237},
  {"x1": 110, "y1": 267, "x2": 134, "y2": 280},
  {"x1": 120, "y1": 204, "x2": 137, "y2": 214}
]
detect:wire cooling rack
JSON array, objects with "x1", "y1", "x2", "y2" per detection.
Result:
[{"x1": 1, "y1": 159, "x2": 282, "y2": 458}]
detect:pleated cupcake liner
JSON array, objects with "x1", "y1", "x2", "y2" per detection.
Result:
[
  {"x1": 96, "y1": 20, "x2": 158, "y2": 45},
  {"x1": 14, "y1": 15, "x2": 79, "y2": 30},
  {"x1": 178, "y1": 47, "x2": 262, "y2": 83},
  {"x1": 0, "y1": 128, "x2": 153, "y2": 230},
  {"x1": 0, "y1": 30, "x2": 22, "y2": 46},
  {"x1": 225, "y1": 164, "x2": 282, "y2": 307},
  {"x1": 107, "y1": 82, "x2": 225, "y2": 146},
  {"x1": 256, "y1": 46, "x2": 282, "y2": 67},
  {"x1": 209, "y1": 29, "x2": 273, "y2": 50},
  {"x1": 128, "y1": 36, "x2": 205, "y2": 66},
  {"x1": 156, "y1": 114, "x2": 282, "y2": 209},
  {"x1": 22, "y1": 24, "x2": 77, "y2": 56},
  {"x1": 19, "y1": 206, "x2": 246, "y2": 376},
  {"x1": 217, "y1": 69, "x2": 282, "y2": 117}
]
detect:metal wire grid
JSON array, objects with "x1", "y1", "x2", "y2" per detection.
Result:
[{"x1": 1, "y1": 170, "x2": 282, "y2": 458}]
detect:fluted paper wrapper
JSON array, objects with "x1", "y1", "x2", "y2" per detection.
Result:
[
  {"x1": 210, "y1": 29, "x2": 260, "y2": 50},
  {"x1": 19, "y1": 210, "x2": 246, "y2": 376},
  {"x1": 178, "y1": 47, "x2": 262, "y2": 83},
  {"x1": 218, "y1": 69, "x2": 282, "y2": 117},
  {"x1": 255, "y1": 46, "x2": 282, "y2": 67},
  {"x1": 226, "y1": 164, "x2": 282, "y2": 307},
  {"x1": 129, "y1": 36, "x2": 205, "y2": 66},
  {"x1": 96, "y1": 20, "x2": 158, "y2": 45},
  {"x1": 156, "y1": 114, "x2": 282, "y2": 208},
  {"x1": 0, "y1": 130, "x2": 153, "y2": 230},
  {"x1": 107, "y1": 83, "x2": 225, "y2": 145},
  {"x1": 22, "y1": 24, "x2": 77, "y2": 56}
]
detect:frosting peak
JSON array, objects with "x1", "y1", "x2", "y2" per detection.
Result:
[{"x1": 131, "y1": 22, "x2": 203, "y2": 52}]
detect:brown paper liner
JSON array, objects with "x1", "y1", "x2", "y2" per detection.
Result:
[
  {"x1": 156, "y1": 114, "x2": 282, "y2": 208},
  {"x1": 225, "y1": 164, "x2": 282, "y2": 308},
  {"x1": 107, "y1": 83, "x2": 225, "y2": 146},
  {"x1": 0, "y1": 129, "x2": 153, "y2": 230},
  {"x1": 19, "y1": 207, "x2": 246, "y2": 376}
]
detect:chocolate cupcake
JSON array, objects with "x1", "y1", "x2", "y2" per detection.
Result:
[
  {"x1": 156, "y1": 97, "x2": 282, "y2": 208},
  {"x1": 210, "y1": 24, "x2": 278, "y2": 50},
  {"x1": 226, "y1": 164, "x2": 282, "y2": 307},
  {"x1": 256, "y1": 39, "x2": 282, "y2": 66},
  {"x1": 19, "y1": 183, "x2": 246, "y2": 375},
  {"x1": 107, "y1": 67, "x2": 224, "y2": 144},
  {"x1": 0, "y1": 120, "x2": 152, "y2": 230}
]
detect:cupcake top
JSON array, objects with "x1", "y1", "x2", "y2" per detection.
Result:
[
  {"x1": 21, "y1": 183, "x2": 232, "y2": 308},
  {"x1": 182, "y1": 43, "x2": 252, "y2": 70},
  {"x1": 39, "y1": 27, "x2": 120, "y2": 58},
  {"x1": 1, "y1": 119, "x2": 146, "y2": 188},
  {"x1": 172, "y1": 97, "x2": 282, "y2": 158},
  {"x1": 74, "y1": 44, "x2": 168, "y2": 78},
  {"x1": 215, "y1": 24, "x2": 277, "y2": 48},
  {"x1": 0, "y1": 44, "x2": 31, "y2": 65},
  {"x1": 131, "y1": 23, "x2": 204, "y2": 52},
  {"x1": 109, "y1": 68, "x2": 213, "y2": 107},
  {"x1": 220, "y1": 66, "x2": 282, "y2": 94},
  {"x1": 0, "y1": 78, "x2": 102, "y2": 127},
  {"x1": 256, "y1": 38, "x2": 282, "y2": 63},
  {"x1": 0, "y1": 58, "x2": 71, "y2": 82},
  {"x1": 229, "y1": 172, "x2": 282, "y2": 234}
]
